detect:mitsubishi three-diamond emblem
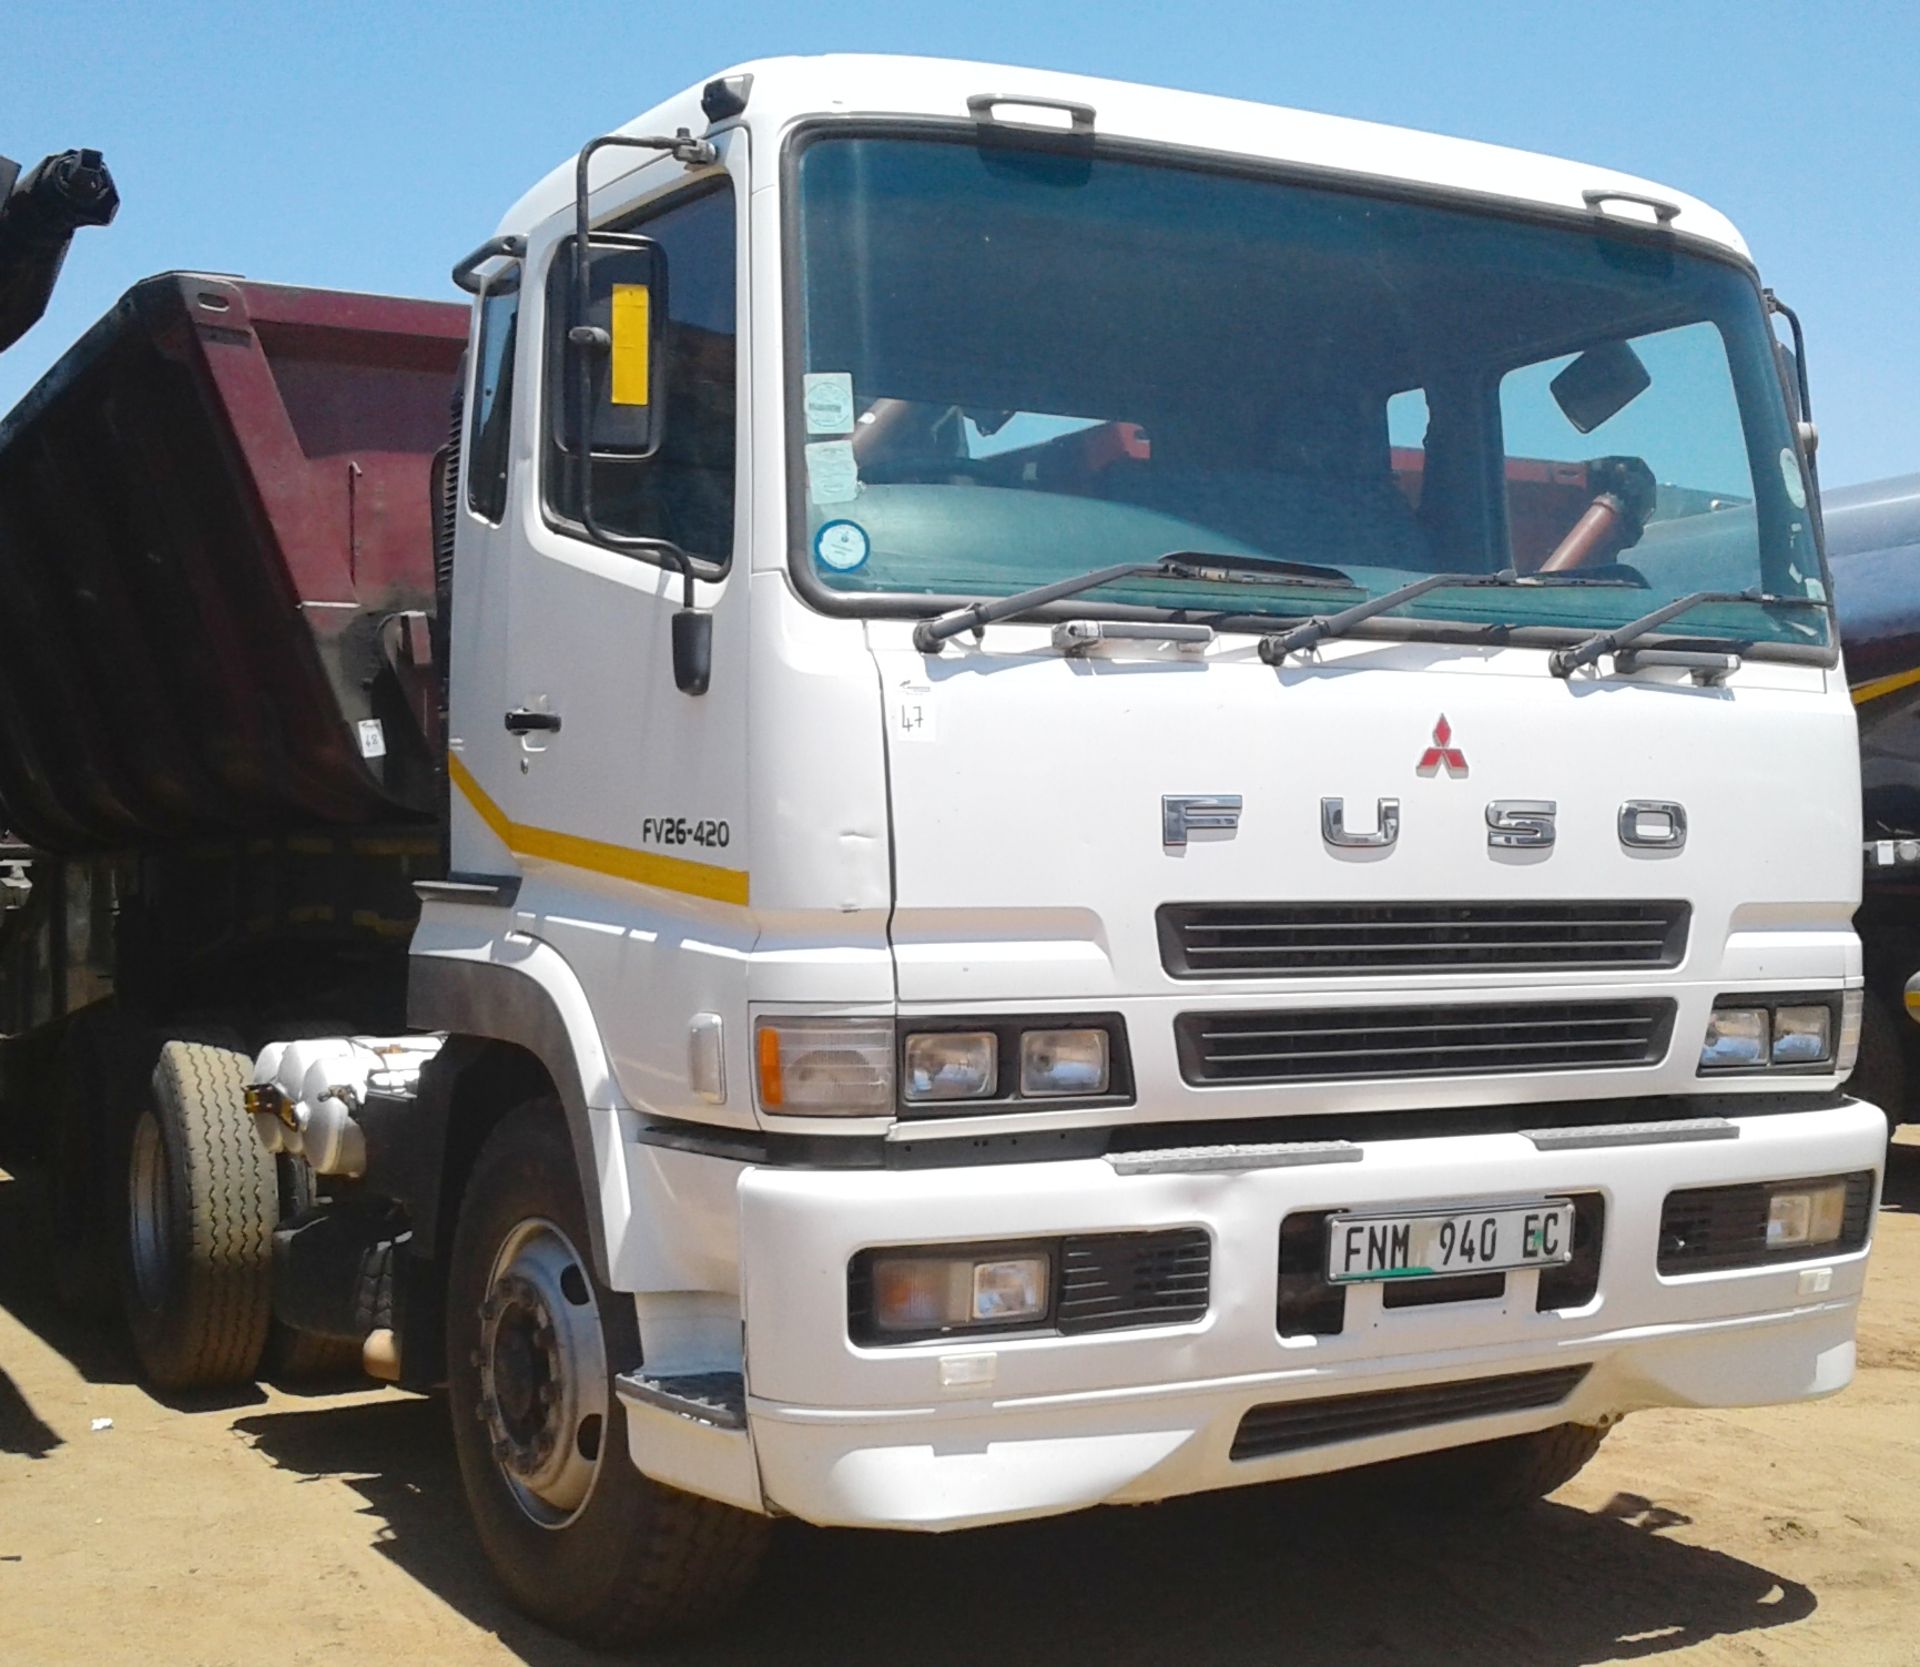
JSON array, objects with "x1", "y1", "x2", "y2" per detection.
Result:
[{"x1": 1416, "y1": 714, "x2": 1468, "y2": 776}]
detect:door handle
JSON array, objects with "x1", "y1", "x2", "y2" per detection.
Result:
[{"x1": 504, "y1": 708, "x2": 562, "y2": 734}]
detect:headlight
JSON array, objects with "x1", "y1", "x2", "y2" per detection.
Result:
[
  {"x1": 1700, "y1": 1007, "x2": 1768, "y2": 1069},
  {"x1": 759, "y1": 1015, "x2": 1130, "y2": 1114},
  {"x1": 868, "y1": 1250, "x2": 1050, "y2": 1335},
  {"x1": 903, "y1": 1031, "x2": 998, "y2": 1101},
  {"x1": 1771, "y1": 1005, "x2": 1832, "y2": 1065},
  {"x1": 755, "y1": 1019, "x2": 893, "y2": 1114},
  {"x1": 1019, "y1": 1028, "x2": 1110, "y2": 1096},
  {"x1": 1766, "y1": 1181, "x2": 1849, "y2": 1249},
  {"x1": 1698, "y1": 997, "x2": 1843, "y2": 1074}
]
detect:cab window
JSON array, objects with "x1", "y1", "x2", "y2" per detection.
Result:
[{"x1": 543, "y1": 181, "x2": 737, "y2": 565}]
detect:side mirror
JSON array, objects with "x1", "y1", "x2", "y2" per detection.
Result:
[
  {"x1": 1550, "y1": 339, "x2": 1651, "y2": 435},
  {"x1": 556, "y1": 233, "x2": 667, "y2": 461}
]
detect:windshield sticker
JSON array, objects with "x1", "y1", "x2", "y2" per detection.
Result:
[
  {"x1": 803, "y1": 372, "x2": 856, "y2": 435},
  {"x1": 805, "y1": 440, "x2": 860, "y2": 505},
  {"x1": 813, "y1": 519, "x2": 870, "y2": 573},
  {"x1": 1780, "y1": 446, "x2": 1808, "y2": 509}
]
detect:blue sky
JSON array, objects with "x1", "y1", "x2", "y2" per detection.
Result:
[{"x1": 5, "y1": 0, "x2": 1915, "y2": 487}]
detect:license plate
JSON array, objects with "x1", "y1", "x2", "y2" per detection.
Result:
[{"x1": 1326, "y1": 1200, "x2": 1576, "y2": 1284}]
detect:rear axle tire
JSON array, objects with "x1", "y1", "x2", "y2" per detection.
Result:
[
  {"x1": 446, "y1": 1102, "x2": 769, "y2": 1646},
  {"x1": 119, "y1": 1040, "x2": 277, "y2": 1390}
]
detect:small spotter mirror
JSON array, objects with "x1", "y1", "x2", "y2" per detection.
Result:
[{"x1": 1550, "y1": 339, "x2": 1651, "y2": 435}]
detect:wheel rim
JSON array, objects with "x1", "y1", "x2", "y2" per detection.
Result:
[
  {"x1": 127, "y1": 1109, "x2": 173, "y2": 1311},
  {"x1": 476, "y1": 1216, "x2": 609, "y2": 1529}
]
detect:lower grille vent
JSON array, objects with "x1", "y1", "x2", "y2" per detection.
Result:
[
  {"x1": 1057, "y1": 1229, "x2": 1211, "y2": 1334},
  {"x1": 1178, "y1": 999, "x2": 1674, "y2": 1086},
  {"x1": 1231, "y1": 1365, "x2": 1591, "y2": 1460}
]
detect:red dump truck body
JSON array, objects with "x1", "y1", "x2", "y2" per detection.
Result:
[{"x1": 0, "y1": 274, "x2": 464, "y2": 853}]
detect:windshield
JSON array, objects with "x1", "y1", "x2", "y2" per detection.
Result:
[{"x1": 788, "y1": 134, "x2": 1829, "y2": 652}]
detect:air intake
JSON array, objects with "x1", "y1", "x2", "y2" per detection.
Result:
[
  {"x1": 1177, "y1": 999, "x2": 1674, "y2": 1086},
  {"x1": 1231, "y1": 1365, "x2": 1591, "y2": 1460},
  {"x1": 1159, "y1": 900, "x2": 1688, "y2": 979}
]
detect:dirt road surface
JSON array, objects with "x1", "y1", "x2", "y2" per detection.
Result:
[{"x1": 3, "y1": 1137, "x2": 1917, "y2": 1667}]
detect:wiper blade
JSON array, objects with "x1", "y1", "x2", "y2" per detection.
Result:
[
  {"x1": 1159, "y1": 551, "x2": 1360, "y2": 587},
  {"x1": 1258, "y1": 570, "x2": 1516, "y2": 663},
  {"x1": 1257, "y1": 569, "x2": 1646, "y2": 664},
  {"x1": 1548, "y1": 588, "x2": 1829, "y2": 679},
  {"x1": 911, "y1": 551, "x2": 1356, "y2": 653}
]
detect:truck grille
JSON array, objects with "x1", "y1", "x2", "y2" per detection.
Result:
[
  {"x1": 1231, "y1": 1365, "x2": 1591, "y2": 1460},
  {"x1": 1158, "y1": 900, "x2": 1688, "y2": 979},
  {"x1": 1056, "y1": 1229, "x2": 1212, "y2": 1333},
  {"x1": 1177, "y1": 999, "x2": 1674, "y2": 1086}
]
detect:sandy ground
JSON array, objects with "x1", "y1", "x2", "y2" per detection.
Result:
[{"x1": 2, "y1": 1137, "x2": 1917, "y2": 1667}]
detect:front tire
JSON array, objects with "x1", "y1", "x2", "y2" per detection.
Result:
[
  {"x1": 120, "y1": 1040, "x2": 277, "y2": 1389},
  {"x1": 445, "y1": 1102, "x2": 768, "y2": 1646},
  {"x1": 1389, "y1": 1421, "x2": 1610, "y2": 1513}
]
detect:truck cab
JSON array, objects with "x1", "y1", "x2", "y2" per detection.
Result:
[
  {"x1": 0, "y1": 55, "x2": 1866, "y2": 1648},
  {"x1": 297, "y1": 55, "x2": 1887, "y2": 1641}
]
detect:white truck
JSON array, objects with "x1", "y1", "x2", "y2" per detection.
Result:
[{"x1": 0, "y1": 55, "x2": 1885, "y2": 1647}]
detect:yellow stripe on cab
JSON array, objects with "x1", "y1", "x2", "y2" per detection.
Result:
[{"x1": 446, "y1": 753, "x2": 749, "y2": 907}]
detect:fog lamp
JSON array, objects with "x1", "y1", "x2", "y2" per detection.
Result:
[
  {"x1": 1771, "y1": 1005, "x2": 1832, "y2": 1065},
  {"x1": 1700, "y1": 1007, "x2": 1768, "y2": 1069},
  {"x1": 1019, "y1": 1028, "x2": 1110, "y2": 1096},
  {"x1": 903, "y1": 1031, "x2": 997, "y2": 1101},
  {"x1": 870, "y1": 1251, "x2": 1050, "y2": 1334},
  {"x1": 1766, "y1": 1182, "x2": 1848, "y2": 1250}
]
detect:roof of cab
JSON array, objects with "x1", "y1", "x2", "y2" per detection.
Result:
[{"x1": 495, "y1": 54, "x2": 1749, "y2": 259}]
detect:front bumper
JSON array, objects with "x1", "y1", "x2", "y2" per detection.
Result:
[{"x1": 723, "y1": 1099, "x2": 1883, "y2": 1530}]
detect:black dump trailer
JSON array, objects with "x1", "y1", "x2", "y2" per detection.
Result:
[{"x1": 0, "y1": 274, "x2": 463, "y2": 1378}]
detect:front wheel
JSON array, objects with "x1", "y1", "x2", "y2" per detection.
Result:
[
  {"x1": 445, "y1": 1102, "x2": 768, "y2": 1646},
  {"x1": 1386, "y1": 1421, "x2": 1610, "y2": 1513}
]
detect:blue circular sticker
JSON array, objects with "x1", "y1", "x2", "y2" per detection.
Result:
[{"x1": 814, "y1": 519, "x2": 870, "y2": 573}]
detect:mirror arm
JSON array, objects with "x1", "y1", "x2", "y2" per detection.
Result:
[
  {"x1": 1764, "y1": 289, "x2": 1813, "y2": 419},
  {"x1": 570, "y1": 130, "x2": 714, "y2": 691}
]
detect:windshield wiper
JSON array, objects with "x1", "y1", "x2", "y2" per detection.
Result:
[
  {"x1": 1548, "y1": 588, "x2": 1829, "y2": 679},
  {"x1": 1159, "y1": 551, "x2": 1359, "y2": 587},
  {"x1": 911, "y1": 552, "x2": 1356, "y2": 653},
  {"x1": 1257, "y1": 569, "x2": 1643, "y2": 665}
]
